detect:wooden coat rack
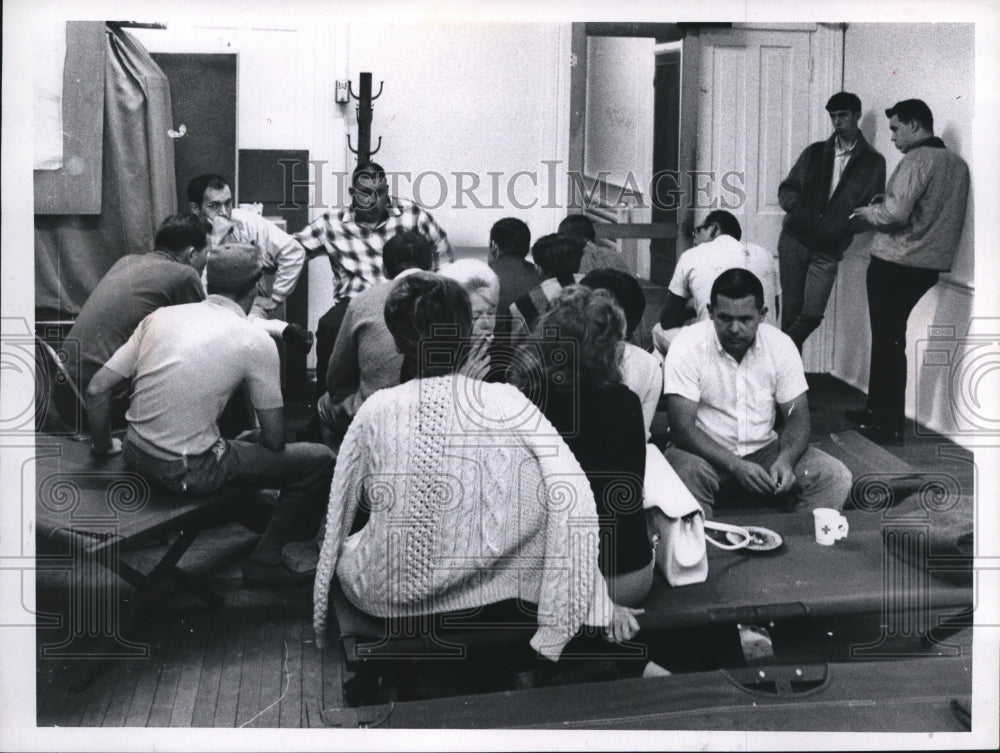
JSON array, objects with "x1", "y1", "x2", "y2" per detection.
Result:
[{"x1": 347, "y1": 72, "x2": 384, "y2": 168}]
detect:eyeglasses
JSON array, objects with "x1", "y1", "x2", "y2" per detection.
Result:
[{"x1": 694, "y1": 223, "x2": 711, "y2": 233}]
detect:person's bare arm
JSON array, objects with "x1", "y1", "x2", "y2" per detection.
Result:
[
  {"x1": 770, "y1": 391, "x2": 810, "y2": 494},
  {"x1": 86, "y1": 366, "x2": 128, "y2": 455},
  {"x1": 255, "y1": 407, "x2": 286, "y2": 452},
  {"x1": 667, "y1": 394, "x2": 774, "y2": 495}
]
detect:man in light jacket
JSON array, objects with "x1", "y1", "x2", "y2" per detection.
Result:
[{"x1": 847, "y1": 98, "x2": 970, "y2": 444}]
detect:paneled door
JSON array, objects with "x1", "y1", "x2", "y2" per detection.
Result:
[
  {"x1": 695, "y1": 28, "x2": 812, "y2": 252},
  {"x1": 692, "y1": 25, "x2": 843, "y2": 370}
]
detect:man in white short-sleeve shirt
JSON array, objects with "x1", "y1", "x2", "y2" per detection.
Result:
[
  {"x1": 87, "y1": 244, "x2": 335, "y2": 588},
  {"x1": 662, "y1": 268, "x2": 850, "y2": 517},
  {"x1": 652, "y1": 210, "x2": 780, "y2": 356}
]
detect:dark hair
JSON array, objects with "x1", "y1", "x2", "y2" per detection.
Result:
[
  {"x1": 580, "y1": 268, "x2": 645, "y2": 340},
  {"x1": 509, "y1": 285, "x2": 625, "y2": 395},
  {"x1": 383, "y1": 230, "x2": 434, "y2": 279},
  {"x1": 709, "y1": 268, "x2": 765, "y2": 311},
  {"x1": 825, "y1": 91, "x2": 862, "y2": 114},
  {"x1": 154, "y1": 213, "x2": 211, "y2": 254},
  {"x1": 384, "y1": 272, "x2": 472, "y2": 379},
  {"x1": 531, "y1": 233, "x2": 586, "y2": 277},
  {"x1": 703, "y1": 210, "x2": 742, "y2": 241},
  {"x1": 490, "y1": 217, "x2": 531, "y2": 258},
  {"x1": 557, "y1": 214, "x2": 597, "y2": 242},
  {"x1": 352, "y1": 161, "x2": 387, "y2": 185},
  {"x1": 885, "y1": 99, "x2": 934, "y2": 133},
  {"x1": 187, "y1": 173, "x2": 230, "y2": 205}
]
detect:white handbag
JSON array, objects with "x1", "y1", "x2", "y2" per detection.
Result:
[{"x1": 645, "y1": 444, "x2": 751, "y2": 586}]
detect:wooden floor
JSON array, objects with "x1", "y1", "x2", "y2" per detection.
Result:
[
  {"x1": 35, "y1": 524, "x2": 347, "y2": 728},
  {"x1": 34, "y1": 373, "x2": 976, "y2": 728}
]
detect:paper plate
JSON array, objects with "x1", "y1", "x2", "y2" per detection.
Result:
[{"x1": 726, "y1": 525, "x2": 784, "y2": 552}]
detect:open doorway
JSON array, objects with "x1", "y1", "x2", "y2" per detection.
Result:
[
  {"x1": 150, "y1": 52, "x2": 238, "y2": 213},
  {"x1": 567, "y1": 24, "x2": 691, "y2": 286},
  {"x1": 569, "y1": 22, "x2": 844, "y2": 370}
]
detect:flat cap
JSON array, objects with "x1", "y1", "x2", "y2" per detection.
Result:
[{"x1": 206, "y1": 243, "x2": 263, "y2": 290}]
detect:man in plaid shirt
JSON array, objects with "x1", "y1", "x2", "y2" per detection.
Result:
[{"x1": 295, "y1": 162, "x2": 453, "y2": 392}]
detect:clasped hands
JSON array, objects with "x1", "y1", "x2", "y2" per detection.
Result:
[{"x1": 732, "y1": 456, "x2": 797, "y2": 496}]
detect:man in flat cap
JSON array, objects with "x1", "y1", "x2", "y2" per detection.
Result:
[
  {"x1": 778, "y1": 91, "x2": 886, "y2": 350},
  {"x1": 87, "y1": 244, "x2": 336, "y2": 587},
  {"x1": 847, "y1": 99, "x2": 970, "y2": 444}
]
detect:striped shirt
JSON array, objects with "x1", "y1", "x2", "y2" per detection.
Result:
[
  {"x1": 295, "y1": 198, "x2": 453, "y2": 304},
  {"x1": 508, "y1": 273, "x2": 583, "y2": 337}
]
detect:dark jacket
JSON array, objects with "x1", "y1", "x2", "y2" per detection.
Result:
[{"x1": 778, "y1": 132, "x2": 886, "y2": 258}]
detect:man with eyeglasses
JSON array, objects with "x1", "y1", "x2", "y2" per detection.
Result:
[
  {"x1": 188, "y1": 173, "x2": 307, "y2": 323},
  {"x1": 777, "y1": 91, "x2": 886, "y2": 351},
  {"x1": 652, "y1": 209, "x2": 779, "y2": 356}
]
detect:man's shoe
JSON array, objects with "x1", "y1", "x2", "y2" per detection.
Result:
[
  {"x1": 844, "y1": 407, "x2": 877, "y2": 426},
  {"x1": 857, "y1": 423, "x2": 904, "y2": 446},
  {"x1": 242, "y1": 559, "x2": 315, "y2": 588}
]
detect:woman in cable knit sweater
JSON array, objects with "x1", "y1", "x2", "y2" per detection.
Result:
[
  {"x1": 313, "y1": 272, "x2": 641, "y2": 661},
  {"x1": 509, "y1": 285, "x2": 654, "y2": 607}
]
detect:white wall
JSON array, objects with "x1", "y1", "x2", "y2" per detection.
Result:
[
  {"x1": 835, "y1": 23, "x2": 977, "y2": 440},
  {"x1": 582, "y1": 35, "x2": 655, "y2": 276},
  {"x1": 135, "y1": 21, "x2": 572, "y2": 367},
  {"x1": 345, "y1": 23, "x2": 571, "y2": 244},
  {"x1": 584, "y1": 36, "x2": 655, "y2": 191}
]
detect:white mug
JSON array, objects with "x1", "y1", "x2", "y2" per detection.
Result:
[{"x1": 813, "y1": 508, "x2": 849, "y2": 546}]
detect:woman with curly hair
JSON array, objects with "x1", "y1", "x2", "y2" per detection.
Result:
[
  {"x1": 509, "y1": 285, "x2": 653, "y2": 607},
  {"x1": 312, "y1": 272, "x2": 642, "y2": 663}
]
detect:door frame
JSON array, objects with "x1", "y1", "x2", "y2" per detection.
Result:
[
  {"x1": 567, "y1": 22, "x2": 844, "y2": 368},
  {"x1": 679, "y1": 23, "x2": 844, "y2": 372},
  {"x1": 568, "y1": 24, "x2": 681, "y2": 280}
]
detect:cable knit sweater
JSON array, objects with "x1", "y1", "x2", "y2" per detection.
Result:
[{"x1": 313, "y1": 375, "x2": 614, "y2": 661}]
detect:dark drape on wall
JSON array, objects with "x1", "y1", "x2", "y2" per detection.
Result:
[{"x1": 35, "y1": 26, "x2": 176, "y2": 319}]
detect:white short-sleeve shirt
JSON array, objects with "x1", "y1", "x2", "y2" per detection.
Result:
[
  {"x1": 621, "y1": 342, "x2": 664, "y2": 440},
  {"x1": 105, "y1": 295, "x2": 282, "y2": 457},
  {"x1": 663, "y1": 319, "x2": 807, "y2": 456},
  {"x1": 668, "y1": 235, "x2": 781, "y2": 326}
]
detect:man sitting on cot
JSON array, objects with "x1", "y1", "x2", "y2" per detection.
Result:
[
  {"x1": 662, "y1": 268, "x2": 851, "y2": 518},
  {"x1": 86, "y1": 244, "x2": 336, "y2": 587}
]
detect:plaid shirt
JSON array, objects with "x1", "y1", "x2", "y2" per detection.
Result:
[{"x1": 295, "y1": 198, "x2": 453, "y2": 304}]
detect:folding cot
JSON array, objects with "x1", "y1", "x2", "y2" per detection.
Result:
[{"x1": 34, "y1": 433, "x2": 250, "y2": 687}]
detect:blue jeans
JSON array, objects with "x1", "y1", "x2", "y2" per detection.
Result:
[
  {"x1": 123, "y1": 434, "x2": 335, "y2": 565},
  {"x1": 663, "y1": 440, "x2": 852, "y2": 518},
  {"x1": 779, "y1": 232, "x2": 840, "y2": 351}
]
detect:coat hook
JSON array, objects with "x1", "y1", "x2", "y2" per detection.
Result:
[{"x1": 348, "y1": 79, "x2": 384, "y2": 101}]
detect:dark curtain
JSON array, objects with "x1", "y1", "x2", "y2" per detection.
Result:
[{"x1": 35, "y1": 26, "x2": 176, "y2": 319}]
